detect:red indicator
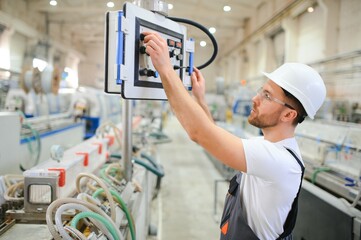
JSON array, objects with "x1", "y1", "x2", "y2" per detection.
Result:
[
  {"x1": 167, "y1": 39, "x2": 175, "y2": 47},
  {"x1": 175, "y1": 41, "x2": 182, "y2": 49}
]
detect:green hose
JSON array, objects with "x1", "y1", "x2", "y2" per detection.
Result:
[
  {"x1": 110, "y1": 153, "x2": 164, "y2": 177},
  {"x1": 99, "y1": 167, "x2": 113, "y2": 185},
  {"x1": 140, "y1": 152, "x2": 158, "y2": 168},
  {"x1": 132, "y1": 158, "x2": 164, "y2": 177},
  {"x1": 311, "y1": 167, "x2": 331, "y2": 184},
  {"x1": 111, "y1": 153, "x2": 122, "y2": 159},
  {"x1": 93, "y1": 188, "x2": 136, "y2": 240},
  {"x1": 70, "y1": 211, "x2": 120, "y2": 240}
]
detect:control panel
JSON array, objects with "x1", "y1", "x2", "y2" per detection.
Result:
[{"x1": 104, "y1": 2, "x2": 194, "y2": 100}]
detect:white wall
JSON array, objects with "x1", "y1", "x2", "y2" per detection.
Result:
[
  {"x1": 338, "y1": 0, "x2": 361, "y2": 53},
  {"x1": 9, "y1": 32, "x2": 26, "y2": 72},
  {"x1": 296, "y1": 6, "x2": 324, "y2": 63},
  {"x1": 216, "y1": 0, "x2": 361, "y2": 112},
  {"x1": 78, "y1": 44, "x2": 104, "y2": 88}
]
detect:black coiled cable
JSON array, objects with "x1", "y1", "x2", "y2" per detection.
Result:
[{"x1": 167, "y1": 17, "x2": 218, "y2": 70}]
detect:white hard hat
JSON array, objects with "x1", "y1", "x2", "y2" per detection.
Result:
[{"x1": 262, "y1": 63, "x2": 326, "y2": 119}]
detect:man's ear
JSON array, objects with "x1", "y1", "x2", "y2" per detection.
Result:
[{"x1": 281, "y1": 109, "x2": 298, "y2": 123}]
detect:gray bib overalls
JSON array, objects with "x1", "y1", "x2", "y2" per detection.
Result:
[{"x1": 220, "y1": 148, "x2": 304, "y2": 240}]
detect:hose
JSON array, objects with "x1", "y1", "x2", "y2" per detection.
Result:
[
  {"x1": 63, "y1": 226, "x2": 87, "y2": 240},
  {"x1": 46, "y1": 198, "x2": 124, "y2": 240},
  {"x1": 99, "y1": 163, "x2": 124, "y2": 186},
  {"x1": 71, "y1": 211, "x2": 120, "y2": 240},
  {"x1": 4, "y1": 181, "x2": 24, "y2": 201},
  {"x1": 75, "y1": 173, "x2": 117, "y2": 222},
  {"x1": 3, "y1": 174, "x2": 23, "y2": 187},
  {"x1": 93, "y1": 188, "x2": 136, "y2": 240},
  {"x1": 311, "y1": 167, "x2": 331, "y2": 184},
  {"x1": 351, "y1": 186, "x2": 361, "y2": 207},
  {"x1": 132, "y1": 158, "x2": 164, "y2": 177},
  {"x1": 55, "y1": 203, "x2": 114, "y2": 240},
  {"x1": 95, "y1": 120, "x2": 122, "y2": 149},
  {"x1": 167, "y1": 17, "x2": 218, "y2": 70},
  {"x1": 110, "y1": 153, "x2": 164, "y2": 177},
  {"x1": 140, "y1": 152, "x2": 158, "y2": 168}
]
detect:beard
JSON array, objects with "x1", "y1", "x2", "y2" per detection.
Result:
[{"x1": 248, "y1": 107, "x2": 281, "y2": 129}]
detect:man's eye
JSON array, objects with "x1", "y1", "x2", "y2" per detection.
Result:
[{"x1": 265, "y1": 93, "x2": 271, "y2": 100}]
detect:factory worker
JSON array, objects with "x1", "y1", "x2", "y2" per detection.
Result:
[{"x1": 143, "y1": 32, "x2": 326, "y2": 240}]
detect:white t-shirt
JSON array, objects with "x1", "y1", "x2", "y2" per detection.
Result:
[{"x1": 241, "y1": 137, "x2": 304, "y2": 240}]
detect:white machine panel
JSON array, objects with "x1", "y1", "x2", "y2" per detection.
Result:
[
  {"x1": 105, "y1": 2, "x2": 193, "y2": 100},
  {"x1": 104, "y1": 11, "x2": 121, "y2": 94}
]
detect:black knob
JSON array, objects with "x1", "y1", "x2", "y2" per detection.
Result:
[
  {"x1": 140, "y1": 33, "x2": 145, "y2": 41},
  {"x1": 139, "y1": 46, "x2": 147, "y2": 54},
  {"x1": 147, "y1": 70, "x2": 159, "y2": 78},
  {"x1": 139, "y1": 68, "x2": 148, "y2": 76}
]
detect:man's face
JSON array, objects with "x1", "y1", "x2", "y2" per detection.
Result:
[{"x1": 248, "y1": 80, "x2": 286, "y2": 129}]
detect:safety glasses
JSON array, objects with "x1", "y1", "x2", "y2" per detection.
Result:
[{"x1": 256, "y1": 87, "x2": 296, "y2": 110}]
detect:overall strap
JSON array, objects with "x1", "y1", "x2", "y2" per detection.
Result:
[{"x1": 277, "y1": 148, "x2": 305, "y2": 240}]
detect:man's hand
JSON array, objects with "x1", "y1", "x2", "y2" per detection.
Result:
[
  {"x1": 191, "y1": 67, "x2": 206, "y2": 102},
  {"x1": 191, "y1": 68, "x2": 213, "y2": 122},
  {"x1": 142, "y1": 32, "x2": 173, "y2": 75}
]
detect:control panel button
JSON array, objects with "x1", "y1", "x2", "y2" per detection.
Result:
[
  {"x1": 175, "y1": 41, "x2": 182, "y2": 49},
  {"x1": 167, "y1": 39, "x2": 175, "y2": 47}
]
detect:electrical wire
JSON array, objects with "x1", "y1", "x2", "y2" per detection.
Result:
[
  {"x1": 93, "y1": 188, "x2": 136, "y2": 240},
  {"x1": 71, "y1": 211, "x2": 120, "y2": 240},
  {"x1": 46, "y1": 198, "x2": 124, "y2": 240},
  {"x1": 167, "y1": 17, "x2": 218, "y2": 70},
  {"x1": 75, "y1": 173, "x2": 117, "y2": 222}
]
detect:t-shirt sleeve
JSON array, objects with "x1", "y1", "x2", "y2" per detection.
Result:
[{"x1": 242, "y1": 138, "x2": 292, "y2": 181}]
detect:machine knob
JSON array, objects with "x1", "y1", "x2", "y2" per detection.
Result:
[
  {"x1": 139, "y1": 68, "x2": 158, "y2": 78},
  {"x1": 147, "y1": 70, "x2": 159, "y2": 78},
  {"x1": 176, "y1": 54, "x2": 183, "y2": 61},
  {"x1": 139, "y1": 33, "x2": 145, "y2": 41},
  {"x1": 139, "y1": 45, "x2": 148, "y2": 55},
  {"x1": 139, "y1": 68, "x2": 148, "y2": 76}
]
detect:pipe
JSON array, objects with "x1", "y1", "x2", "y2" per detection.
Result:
[{"x1": 122, "y1": 99, "x2": 133, "y2": 181}]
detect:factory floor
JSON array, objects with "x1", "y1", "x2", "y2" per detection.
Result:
[{"x1": 148, "y1": 116, "x2": 229, "y2": 240}]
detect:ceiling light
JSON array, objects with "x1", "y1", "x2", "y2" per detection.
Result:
[
  {"x1": 209, "y1": 27, "x2": 216, "y2": 34},
  {"x1": 200, "y1": 41, "x2": 207, "y2": 47},
  {"x1": 107, "y1": 1, "x2": 115, "y2": 8},
  {"x1": 307, "y1": 6, "x2": 314, "y2": 13},
  {"x1": 49, "y1": 0, "x2": 57, "y2": 6},
  {"x1": 223, "y1": 5, "x2": 231, "y2": 12},
  {"x1": 168, "y1": 3, "x2": 173, "y2": 10}
]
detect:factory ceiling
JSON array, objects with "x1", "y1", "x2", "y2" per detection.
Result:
[{"x1": 26, "y1": 0, "x2": 263, "y2": 55}]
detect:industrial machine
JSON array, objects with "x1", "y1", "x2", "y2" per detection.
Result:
[
  {"x1": 0, "y1": 0, "x2": 214, "y2": 239},
  {"x1": 0, "y1": 115, "x2": 167, "y2": 240}
]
